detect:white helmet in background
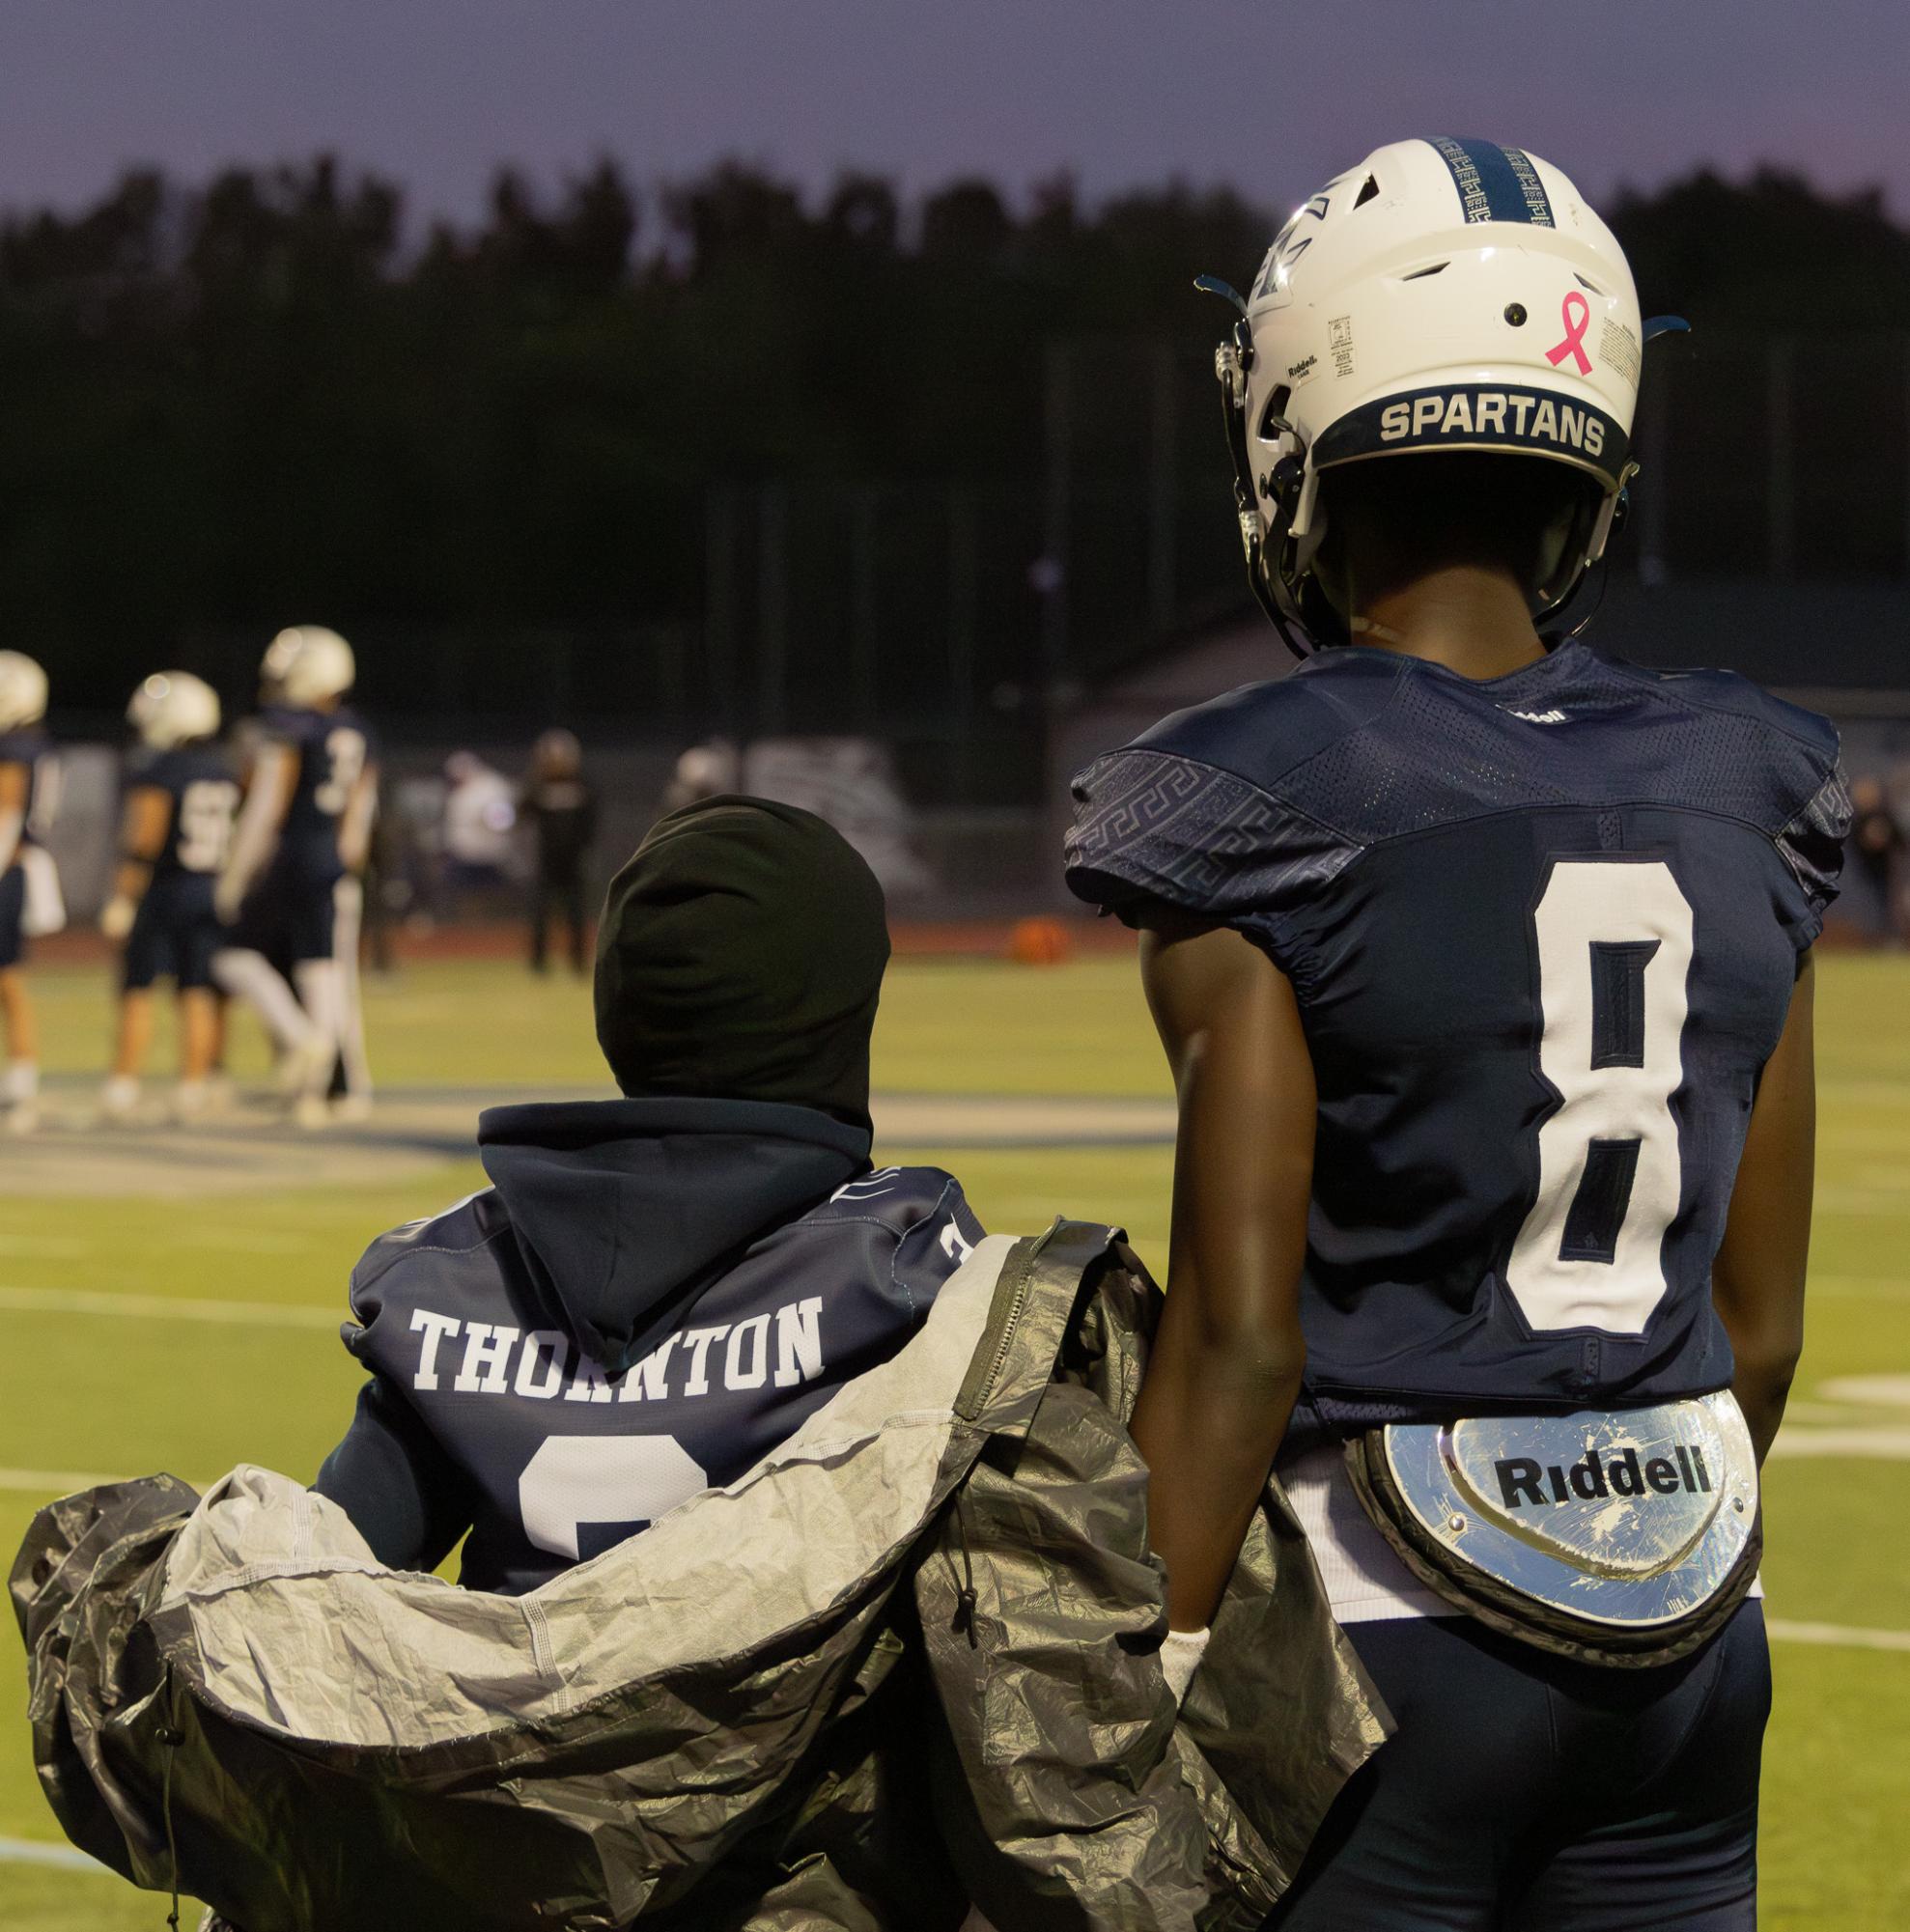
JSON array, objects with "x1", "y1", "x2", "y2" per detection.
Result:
[
  {"x1": 0, "y1": 652, "x2": 48, "y2": 731},
  {"x1": 263, "y1": 626, "x2": 355, "y2": 707},
  {"x1": 127, "y1": 671, "x2": 221, "y2": 750},
  {"x1": 1206, "y1": 137, "x2": 1671, "y2": 655}
]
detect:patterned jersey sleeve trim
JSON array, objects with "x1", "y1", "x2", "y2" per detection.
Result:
[
  {"x1": 1063, "y1": 746, "x2": 1360, "y2": 972},
  {"x1": 1776, "y1": 760, "x2": 1854, "y2": 946}
]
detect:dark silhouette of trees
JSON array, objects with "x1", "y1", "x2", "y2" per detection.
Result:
[{"x1": 0, "y1": 155, "x2": 1900, "y2": 716}]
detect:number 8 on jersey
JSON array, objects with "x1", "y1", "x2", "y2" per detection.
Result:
[{"x1": 1507, "y1": 858, "x2": 1694, "y2": 1336}]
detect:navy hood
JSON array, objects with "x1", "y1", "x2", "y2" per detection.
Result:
[{"x1": 476, "y1": 1096, "x2": 870, "y2": 1375}]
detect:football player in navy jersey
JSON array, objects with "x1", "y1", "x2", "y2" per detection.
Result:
[
  {"x1": 214, "y1": 626, "x2": 379, "y2": 1124},
  {"x1": 1066, "y1": 140, "x2": 1848, "y2": 1929},
  {"x1": 314, "y1": 798, "x2": 983, "y2": 1594},
  {"x1": 98, "y1": 674, "x2": 240, "y2": 1123},
  {"x1": 0, "y1": 651, "x2": 56, "y2": 1134}
]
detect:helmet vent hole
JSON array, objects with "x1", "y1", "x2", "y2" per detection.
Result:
[
  {"x1": 1574, "y1": 273, "x2": 1605, "y2": 294},
  {"x1": 1401, "y1": 261, "x2": 1448, "y2": 282},
  {"x1": 1258, "y1": 387, "x2": 1293, "y2": 439},
  {"x1": 1354, "y1": 175, "x2": 1381, "y2": 209}
]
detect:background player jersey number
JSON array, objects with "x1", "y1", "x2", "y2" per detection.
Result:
[
  {"x1": 176, "y1": 779, "x2": 239, "y2": 873},
  {"x1": 518, "y1": 1434, "x2": 709, "y2": 1560},
  {"x1": 314, "y1": 727, "x2": 367, "y2": 817},
  {"x1": 1505, "y1": 859, "x2": 1694, "y2": 1335}
]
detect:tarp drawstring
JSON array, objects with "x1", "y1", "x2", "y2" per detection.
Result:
[{"x1": 156, "y1": 1663, "x2": 184, "y2": 1931}]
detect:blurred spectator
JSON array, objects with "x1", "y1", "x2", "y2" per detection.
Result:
[
  {"x1": 522, "y1": 729, "x2": 599, "y2": 974},
  {"x1": 1851, "y1": 774, "x2": 1904, "y2": 942},
  {"x1": 440, "y1": 752, "x2": 519, "y2": 917}
]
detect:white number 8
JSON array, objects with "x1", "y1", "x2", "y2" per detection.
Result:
[{"x1": 1505, "y1": 859, "x2": 1694, "y2": 1335}]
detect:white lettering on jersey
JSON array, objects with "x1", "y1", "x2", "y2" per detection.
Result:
[
  {"x1": 404, "y1": 1296, "x2": 829, "y2": 1403},
  {"x1": 454, "y1": 1321, "x2": 520, "y2": 1393},
  {"x1": 563, "y1": 1354, "x2": 614, "y2": 1404},
  {"x1": 514, "y1": 1330, "x2": 570, "y2": 1400},
  {"x1": 679, "y1": 1326, "x2": 731, "y2": 1396},
  {"x1": 773, "y1": 1298, "x2": 825, "y2": 1389},
  {"x1": 409, "y1": 1308, "x2": 461, "y2": 1390},
  {"x1": 940, "y1": 1219, "x2": 976, "y2": 1266},
  {"x1": 725, "y1": 1314, "x2": 772, "y2": 1390},
  {"x1": 1511, "y1": 708, "x2": 1569, "y2": 725},
  {"x1": 618, "y1": 1334, "x2": 679, "y2": 1403}
]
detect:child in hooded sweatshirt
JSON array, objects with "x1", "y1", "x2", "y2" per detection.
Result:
[{"x1": 313, "y1": 798, "x2": 983, "y2": 1593}]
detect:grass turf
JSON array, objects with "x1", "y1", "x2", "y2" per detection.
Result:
[{"x1": 3, "y1": 952, "x2": 1906, "y2": 1928}]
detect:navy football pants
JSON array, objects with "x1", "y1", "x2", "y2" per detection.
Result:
[{"x1": 1268, "y1": 1602, "x2": 1768, "y2": 1931}]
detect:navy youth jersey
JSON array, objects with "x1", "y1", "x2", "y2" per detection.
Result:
[
  {"x1": 323, "y1": 1165, "x2": 984, "y2": 1594},
  {"x1": 131, "y1": 744, "x2": 239, "y2": 882},
  {"x1": 1066, "y1": 640, "x2": 1849, "y2": 1419},
  {"x1": 258, "y1": 703, "x2": 374, "y2": 882}
]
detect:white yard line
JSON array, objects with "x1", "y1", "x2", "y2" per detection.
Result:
[
  {"x1": 0, "y1": 1834, "x2": 112, "y2": 1872},
  {"x1": 0, "y1": 1285, "x2": 339, "y2": 1329},
  {"x1": 1765, "y1": 1618, "x2": 1910, "y2": 1654},
  {"x1": 0, "y1": 1467, "x2": 125, "y2": 1494},
  {"x1": 1767, "y1": 1427, "x2": 1910, "y2": 1459}
]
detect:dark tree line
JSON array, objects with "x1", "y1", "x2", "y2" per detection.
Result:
[{"x1": 1, "y1": 155, "x2": 1903, "y2": 715}]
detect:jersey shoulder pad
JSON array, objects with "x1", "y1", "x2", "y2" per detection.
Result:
[
  {"x1": 347, "y1": 1189, "x2": 514, "y2": 1330},
  {"x1": 1596, "y1": 650, "x2": 1851, "y2": 932},
  {"x1": 1065, "y1": 662, "x2": 1393, "y2": 931},
  {"x1": 803, "y1": 1165, "x2": 979, "y2": 1240},
  {"x1": 1613, "y1": 653, "x2": 1840, "y2": 769}
]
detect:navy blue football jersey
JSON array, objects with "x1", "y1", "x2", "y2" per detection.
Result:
[
  {"x1": 132, "y1": 744, "x2": 240, "y2": 881},
  {"x1": 1066, "y1": 640, "x2": 1849, "y2": 1420},
  {"x1": 326, "y1": 1162, "x2": 983, "y2": 1594},
  {"x1": 258, "y1": 704, "x2": 374, "y2": 882}
]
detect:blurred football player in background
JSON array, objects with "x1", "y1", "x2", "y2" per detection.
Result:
[
  {"x1": 98, "y1": 674, "x2": 240, "y2": 1123},
  {"x1": 214, "y1": 627, "x2": 379, "y2": 1125},
  {"x1": 1069, "y1": 138, "x2": 1847, "y2": 1928},
  {"x1": 522, "y1": 727, "x2": 598, "y2": 974},
  {"x1": 0, "y1": 650, "x2": 62, "y2": 1135}
]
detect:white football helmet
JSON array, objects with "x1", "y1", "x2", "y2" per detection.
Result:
[
  {"x1": 263, "y1": 626, "x2": 355, "y2": 707},
  {"x1": 1205, "y1": 137, "x2": 1674, "y2": 655},
  {"x1": 0, "y1": 652, "x2": 48, "y2": 731},
  {"x1": 127, "y1": 671, "x2": 221, "y2": 750}
]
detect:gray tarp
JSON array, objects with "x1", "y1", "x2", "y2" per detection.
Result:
[{"x1": 14, "y1": 1222, "x2": 1389, "y2": 1931}]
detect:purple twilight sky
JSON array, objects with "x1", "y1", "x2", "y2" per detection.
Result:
[{"x1": 0, "y1": 0, "x2": 1903, "y2": 232}]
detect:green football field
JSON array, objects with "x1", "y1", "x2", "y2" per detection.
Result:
[{"x1": 2, "y1": 951, "x2": 1907, "y2": 1929}]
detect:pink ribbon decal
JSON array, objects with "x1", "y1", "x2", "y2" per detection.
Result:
[{"x1": 1546, "y1": 291, "x2": 1593, "y2": 376}]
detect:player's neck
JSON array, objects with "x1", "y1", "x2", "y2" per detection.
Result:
[{"x1": 1348, "y1": 565, "x2": 1547, "y2": 682}]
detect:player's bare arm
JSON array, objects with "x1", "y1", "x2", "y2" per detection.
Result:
[
  {"x1": 99, "y1": 786, "x2": 171, "y2": 941},
  {"x1": 0, "y1": 758, "x2": 25, "y2": 874},
  {"x1": 216, "y1": 740, "x2": 295, "y2": 920},
  {"x1": 1713, "y1": 950, "x2": 1817, "y2": 1464},
  {"x1": 1134, "y1": 909, "x2": 1313, "y2": 1632}
]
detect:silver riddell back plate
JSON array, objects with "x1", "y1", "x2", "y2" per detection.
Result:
[{"x1": 1380, "y1": 1390, "x2": 1756, "y2": 1629}]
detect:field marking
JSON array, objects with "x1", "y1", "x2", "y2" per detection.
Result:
[
  {"x1": 0, "y1": 1466, "x2": 126, "y2": 1493},
  {"x1": 1809, "y1": 1275, "x2": 1910, "y2": 1299},
  {"x1": 1767, "y1": 1428, "x2": 1910, "y2": 1459},
  {"x1": 1766, "y1": 1618, "x2": 1910, "y2": 1654},
  {"x1": 0, "y1": 1285, "x2": 339, "y2": 1330},
  {"x1": 0, "y1": 1835, "x2": 110, "y2": 1873}
]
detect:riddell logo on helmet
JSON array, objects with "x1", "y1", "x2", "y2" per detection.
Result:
[{"x1": 1378, "y1": 389, "x2": 1606, "y2": 458}]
